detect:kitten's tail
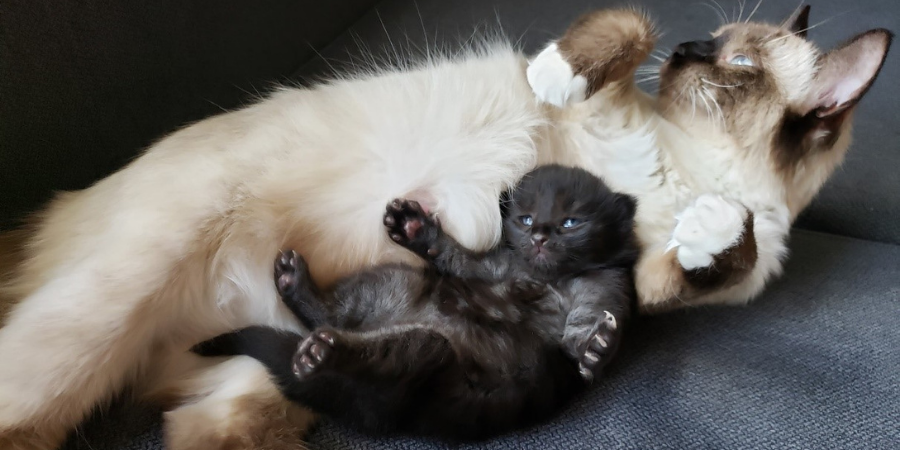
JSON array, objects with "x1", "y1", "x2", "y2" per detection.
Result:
[{"x1": 192, "y1": 326, "x2": 302, "y2": 363}]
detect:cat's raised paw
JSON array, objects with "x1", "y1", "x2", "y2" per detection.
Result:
[
  {"x1": 292, "y1": 329, "x2": 336, "y2": 380},
  {"x1": 274, "y1": 250, "x2": 309, "y2": 299},
  {"x1": 578, "y1": 311, "x2": 619, "y2": 383},
  {"x1": 668, "y1": 195, "x2": 748, "y2": 271},
  {"x1": 384, "y1": 199, "x2": 441, "y2": 256},
  {"x1": 527, "y1": 43, "x2": 588, "y2": 108}
]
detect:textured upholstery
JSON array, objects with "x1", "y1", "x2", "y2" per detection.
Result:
[
  {"x1": 63, "y1": 231, "x2": 900, "y2": 449},
  {"x1": 1, "y1": 0, "x2": 896, "y2": 449}
]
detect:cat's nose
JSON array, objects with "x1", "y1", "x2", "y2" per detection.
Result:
[
  {"x1": 531, "y1": 234, "x2": 548, "y2": 246},
  {"x1": 672, "y1": 39, "x2": 717, "y2": 63}
]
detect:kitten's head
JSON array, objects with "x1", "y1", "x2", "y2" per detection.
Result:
[
  {"x1": 502, "y1": 165, "x2": 638, "y2": 275},
  {"x1": 657, "y1": 5, "x2": 892, "y2": 211}
]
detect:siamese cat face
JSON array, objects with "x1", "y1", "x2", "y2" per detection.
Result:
[{"x1": 658, "y1": 5, "x2": 891, "y2": 178}]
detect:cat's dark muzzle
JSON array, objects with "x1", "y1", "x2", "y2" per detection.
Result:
[{"x1": 669, "y1": 39, "x2": 718, "y2": 66}]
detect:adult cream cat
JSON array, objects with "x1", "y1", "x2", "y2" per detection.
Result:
[{"x1": 0, "y1": 5, "x2": 890, "y2": 450}]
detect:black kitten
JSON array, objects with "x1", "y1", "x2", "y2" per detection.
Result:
[{"x1": 195, "y1": 164, "x2": 639, "y2": 440}]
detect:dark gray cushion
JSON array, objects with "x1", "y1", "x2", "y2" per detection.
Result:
[
  {"x1": 63, "y1": 230, "x2": 900, "y2": 449},
  {"x1": 297, "y1": 0, "x2": 900, "y2": 245}
]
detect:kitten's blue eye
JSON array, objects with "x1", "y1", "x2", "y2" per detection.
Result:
[
  {"x1": 728, "y1": 54, "x2": 753, "y2": 67},
  {"x1": 520, "y1": 215, "x2": 533, "y2": 226},
  {"x1": 561, "y1": 218, "x2": 581, "y2": 229}
]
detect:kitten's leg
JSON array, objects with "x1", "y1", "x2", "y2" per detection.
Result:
[
  {"x1": 279, "y1": 326, "x2": 454, "y2": 432},
  {"x1": 561, "y1": 271, "x2": 634, "y2": 383},
  {"x1": 273, "y1": 250, "x2": 330, "y2": 329},
  {"x1": 292, "y1": 326, "x2": 451, "y2": 381},
  {"x1": 384, "y1": 199, "x2": 511, "y2": 280},
  {"x1": 527, "y1": 9, "x2": 657, "y2": 107}
]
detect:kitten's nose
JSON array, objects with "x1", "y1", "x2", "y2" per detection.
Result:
[
  {"x1": 531, "y1": 234, "x2": 548, "y2": 247},
  {"x1": 672, "y1": 39, "x2": 717, "y2": 63}
]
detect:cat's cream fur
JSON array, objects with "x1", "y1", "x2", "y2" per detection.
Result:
[{"x1": 0, "y1": 6, "x2": 891, "y2": 449}]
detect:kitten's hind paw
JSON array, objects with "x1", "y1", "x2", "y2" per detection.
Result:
[
  {"x1": 578, "y1": 311, "x2": 620, "y2": 383},
  {"x1": 274, "y1": 250, "x2": 310, "y2": 299},
  {"x1": 292, "y1": 329, "x2": 337, "y2": 380},
  {"x1": 384, "y1": 199, "x2": 441, "y2": 256}
]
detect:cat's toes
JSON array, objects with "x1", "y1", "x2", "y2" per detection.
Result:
[
  {"x1": 668, "y1": 195, "x2": 748, "y2": 270},
  {"x1": 384, "y1": 199, "x2": 440, "y2": 253},
  {"x1": 578, "y1": 311, "x2": 619, "y2": 383},
  {"x1": 527, "y1": 43, "x2": 588, "y2": 108},
  {"x1": 274, "y1": 250, "x2": 308, "y2": 298},
  {"x1": 292, "y1": 329, "x2": 336, "y2": 380}
]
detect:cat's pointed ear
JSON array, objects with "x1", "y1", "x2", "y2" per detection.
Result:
[
  {"x1": 804, "y1": 29, "x2": 892, "y2": 120},
  {"x1": 784, "y1": 5, "x2": 811, "y2": 38}
]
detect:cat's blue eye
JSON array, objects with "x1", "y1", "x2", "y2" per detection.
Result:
[
  {"x1": 728, "y1": 54, "x2": 753, "y2": 67},
  {"x1": 520, "y1": 215, "x2": 533, "y2": 227},
  {"x1": 561, "y1": 218, "x2": 581, "y2": 229}
]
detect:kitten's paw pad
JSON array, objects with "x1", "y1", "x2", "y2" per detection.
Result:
[
  {"x1": 578, "y1": 311, "x2": 619, "y2": 383},
  {"x1": 527, "y1": 43, "x2": 588, "y2": 108},
  {"x1": 274, "y1": 250, "x2": 309, "y2": 298},
  {"x1": 668, "y1": 195, "x2": 747, "y2": 271},
  {"x1": 292, "y1": 329, "x2": 336, "y2": 380},
  {"x1": 384, "y1": 199, "x2": 440, "y2": 254}
]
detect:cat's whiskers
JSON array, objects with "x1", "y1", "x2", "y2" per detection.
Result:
[
  {"x1": 701, "y1": 86, "x2": 726, "y2": 128},
  {"x1": 636, "y1": 76, "x2": 660, "y2": 85},
  {"x1": 696, "y1": 87, "x2": 714, "y2": 122},
  {"x1": 700, "y1": 78, "x2": 742, "y2": 88},
  {"x1": 689, "y1": 87, "x2": 698, "y2": 123},
  {"x1": 698, "y1": 1, "x2": 728, "y2": 26},
  {"x1": 736, "y1": 0, "x2": 747, "y2": 23},
  {"x1": 744, "y1": 0, "x2": 764, "y2": 24},
  {"x1": 768, "y1": 11, "x2": 849, "y2": 44}
]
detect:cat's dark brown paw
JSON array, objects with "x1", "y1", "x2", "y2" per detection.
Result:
[
  {"x1": 274, "y1": 250, "x2": 310, "y2": 299},
  {"x1": 578, "y1": 311, "x2": 620, "y2": 383},
  {"x1": 292, "y1": 329, "x2": 336, "y2": 380},
  {"x1": 384, "y1": 199, "x2": 441, "y2": 257}
]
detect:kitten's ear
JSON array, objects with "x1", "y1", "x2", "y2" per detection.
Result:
[
  {"x1": 614, "y1": 194, "x2": 638, "y2": 221},
  {"x1": 499, "y1": 189, "x2": 513, "y2": 218},
  {"x1": 784, "y1": 5, "x2": 811, "y2": 38},
  {"x1": 804, "y1": 29, "x2": 892, "y2": 121}
]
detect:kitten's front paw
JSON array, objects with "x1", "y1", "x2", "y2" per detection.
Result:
[
  {"x1": 384, "y1": 199, "x2": 441, "y2": 256},
  {"x1": 292, "y1": 329, "x2": 336, "y2": 380},
  {"x1": 578, "y1": 311, "x2": 619, "y2": 383},
  {"x1": 274, "y1": 250, "x2": 310, "y2": 299},
  {"x1": 668, "y1": 195, "x2": 748, "y2": 270},
  {"x1": 527, "y1": 43, "x2": 588, "y2": 108}
]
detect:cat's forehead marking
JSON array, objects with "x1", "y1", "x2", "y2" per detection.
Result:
[{"x1": 712, "y1": 22, "x2": 819, "y2": 104}]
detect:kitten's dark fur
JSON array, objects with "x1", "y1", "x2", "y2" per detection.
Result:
[{"x1": 195, "y1": 164, "x2": 639, "y2": 440}]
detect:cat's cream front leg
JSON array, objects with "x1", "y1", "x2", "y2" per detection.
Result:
[
  {"x1": 527, "y1": 9, "x2": 656, "y2": 107},
  {"x1": 636, "y1": 195, "x2": 789, "y2": 312}
]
